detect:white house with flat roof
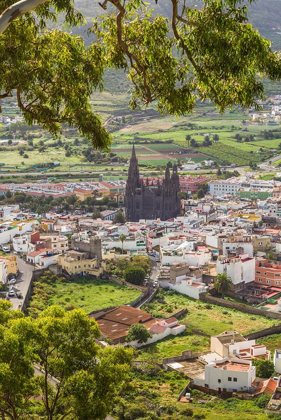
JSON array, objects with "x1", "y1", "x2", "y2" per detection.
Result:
[{"x1": 193, "y1": 358, "x2": 256, "y2": 393}]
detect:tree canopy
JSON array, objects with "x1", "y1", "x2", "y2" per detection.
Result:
[
  {"x1": 1, "y1": 0, "x2": 281, "y2": 150},
  {"x1": 214, "y1": 273, "x2": 233, "y2": 298},
  {"x1": 124, "y1": 266, "x2": 146, "y2": 285},
  {"x1": 0, "y1": 301, "x2": 133, "y2": 420},
  {"x1": 126, "y1": 323, "x2": 152, "y2": 344}
]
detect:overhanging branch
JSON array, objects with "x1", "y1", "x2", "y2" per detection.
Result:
[{"x1": 0, "y1": 0, "x2": 49, "y2": 35}]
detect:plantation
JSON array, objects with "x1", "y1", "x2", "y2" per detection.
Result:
[{"x1": 27, "y1": 273, "x2": 141, "y2": 317}]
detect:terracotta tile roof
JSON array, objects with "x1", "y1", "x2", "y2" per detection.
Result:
[
  {"x1": 254, "y1": 378, "x2": 277, "y2": 395},
  {"x1": 165, "y1": 317, "x2": 178, "y2": 325},
  {"x1": 149, "y1": 323, "x2": 167, "y2": 334}
]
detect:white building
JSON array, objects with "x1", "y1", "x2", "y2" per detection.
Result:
[
  {"x1": 274, "y1": 350, "x2": 281, "y2": 374},
  {"x1": 222, "y1": 241, "x2": 254, "y2": 257},
  {"x1": 160, "y1": 275, "x2": 208, "y2": 299},
  {"x1": 128, "y1": 317, "x2": 186, "y2": 348},
  {"x1": 0, "y1": 259, "x2": 8, "y2": 284},
  {"x1": 208, "y1": 179, "x2": 241, "y2": 197},
  {"x1": 217, "y1": 254, "x2": 255, "y2": 288},
  {"x1": 161, "y1": 245, "x2": 211, "y2": 267},
  {"x1": 0, "y1": 220, "x2": 37, "y2": 245},
  {"x1": 194, "y1": 358, "x2": 255, "y2": 393},
  {"x1": 13, "y1": 234, "x2": 31, "y2": 253}
]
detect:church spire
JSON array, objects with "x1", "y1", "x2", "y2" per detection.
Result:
[
  {"x1": 165, "y1": 164, "x2": 170, "y2": 180},
  {"x1": 131, "y1": 143, "x2": 137, "y2": 161}
]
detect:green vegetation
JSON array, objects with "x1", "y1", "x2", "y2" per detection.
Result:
[
  {"x1": 0, "y1": 300, "x2": 133, "y2": 420},
  {"x1": 126, "y1": 324, "x2": 152, "y2": 344},
  {"x1": 139, "y1": 290, "x2": 277, "y2": 361},
  {"x1": 27, "y1": 272, "x2": 141, "y2": 317},
  {"x1": 252, "y1": 359, "x2": 275, "y2": 378},
  {"x1": 257, "y1": 334, "x2": 281, "y2": 353},
  {"x1": 214, "y1": 273, "x2": 233, "y2": 299},
  {"x1": 116, "y1": 366, "x2": 271, "y2": 420},
  {"x1": 124, "y1": 266, "x2": 146, "y2": 286}
]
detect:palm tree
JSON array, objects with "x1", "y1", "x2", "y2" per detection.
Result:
[
  {"x1": 119, "y1": 234, "x2": 126, "y2": 255},
  {"x1": 186, "y1": 134, "x2": 191, "y2": 148},
  {"x1": 214, "y1": 273, "x2": 233, "y2": 299}
]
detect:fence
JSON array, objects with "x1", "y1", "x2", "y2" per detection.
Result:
[{"x1": 200, "y1": 294, "x2": 281, "y2": 320}]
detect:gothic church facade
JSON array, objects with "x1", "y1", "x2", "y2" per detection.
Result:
[{"x1": 125, "y1": 145, "x2": 181, "y2": 221}]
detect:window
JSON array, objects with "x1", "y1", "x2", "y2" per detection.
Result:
[
  {"x1": 204, "y1": 384, "x2": 209, "y2": 389},
  {"x1": 276, "y1": 282, "x2": 280, "y2": 285},
  {"x1": 218, "y1": 379, "x2": 221, "y2": 383},
  {"x1": 233, "y1": 378, "x2": 237, "y2": 382},
  {"x1": 259, "y1": 278, "x2": 263, "y2": 282},
  {"x1": 228, "y1": 377, "x2": 232, "y2": 381},
  {"x1": 266, "y1": 280, "x2": 271, "y2": 284},
  {"x1": 275, "y1": 274, "x2": 280, "y2": 277},
  {"x1": 256, "y1": 271, "x2": 261, "y2": 274},
  {"x1": 264, "y1": 272, "x2": 267, "y2": 275}
]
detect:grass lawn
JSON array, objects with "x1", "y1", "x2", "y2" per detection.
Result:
[
  {"x1": 28, "y1": 274, "x2": 141, "y2": 316},
  {"x1": 139, "y1": 290, "x2": 277, "y2": 361},
  {"x1": 257, "y1": 334, "x2": 281, "y2": 353},
  {"x1": 48, "y1": 278, "x2": 141, "y2": 313}
]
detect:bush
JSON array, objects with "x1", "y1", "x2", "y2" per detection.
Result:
[
  {"x1": 255, "y1": 394, "x2": 271, "y2": 408},
  {"x1": 124, "y1": 266, "x2": 146, "y2": 285}
]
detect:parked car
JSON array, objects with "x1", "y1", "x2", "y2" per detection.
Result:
[
  {"x1": 2, "y1": 246, "x2": 10, "y2": 253},
  {"x1": 8, "y1": 278, "x2": 17, "y2": 285},
  {"x1": 7, "y1": 290, "x2": 16, "y2": 297}
]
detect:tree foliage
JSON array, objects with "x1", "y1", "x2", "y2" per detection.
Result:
[
  {"x1": 126, "y1": 323, "x2": 152, "y2": 344},
  {"x1": 124, "y1": 266, "x2": 146, "y2": 285},
  {"x1": 94, "y1": 0, "x2": 281, "y2": 114},
  {"x1": 214, "y1": 273, "x2": 233, "y2": 299},
  {"x1": 1, "y1": 0, "x2": 281, "y2": 146},
  {"x1": 0, "y1": 301, "x2": 133, "y2": 420},
  {"x1": 0, "y1": 1, "x2": 110, "y2": 149},
  {"x1": 252, "y1": 359, "x2": 275, "y2": 379}
]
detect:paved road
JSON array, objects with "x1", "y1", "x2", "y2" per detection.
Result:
[{"x1": 7, "y1": 256, "x2": 34, "y2": 310}]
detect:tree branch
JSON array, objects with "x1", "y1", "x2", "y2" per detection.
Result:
[{"x1": 0, "y1": 0, "x2": 49, "y2": 35}]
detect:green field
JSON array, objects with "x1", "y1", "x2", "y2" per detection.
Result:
[
  {"x1": 140, "y1": 290, "x2": 277, "y2": 361},
  {"x1": 27, "y1": 274, "x2": 141, "y2": 316}
]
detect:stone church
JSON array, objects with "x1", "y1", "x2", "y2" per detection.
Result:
[{"x1": 125, "y1": 145, "x2": 181, "y2": 221}]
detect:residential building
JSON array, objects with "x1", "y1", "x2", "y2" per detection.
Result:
[
  {"x1": 255, "y1": 258, "x2": 281, "y2": 287},
  {"x1": 193, "y1": 358, "x2": 256, "y2": 393},
  {"x1": 217, "y1": 254, "x2": 255, "y2": 290},
  {"x1": 211, "y1": 331, "x2": 270, "y2": 360},
  {"x1": 179, "y1": 175, "x2": 210, "y2": 195},
  {"x1": 57, "y1": 250, "x2": 105, "y2": 277},
  {"x1": 90, "y1": 305, "x2": 185, "y2": 346}
]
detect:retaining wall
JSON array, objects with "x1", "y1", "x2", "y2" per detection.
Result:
[
  {"x1": 200, "y1": 294, "x2": 281, "y2": 320},
  {"x1": 163, "y1": 350, "x2": 210, "y2": 365}
]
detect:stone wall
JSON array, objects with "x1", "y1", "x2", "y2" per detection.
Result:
[
  {"x1": 200, "y1": 294, "x2": 281, "y2": 320},
  {"x1": 245, "y1": 325, "x2": 281, "y2": 340},
  {"x1": 163, "y1": 350, "x2": 210, "y2": 365}
]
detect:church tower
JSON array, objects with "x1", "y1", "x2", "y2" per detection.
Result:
[{"x1": 125, "y1": 147, "x2": 181, "y2": 222}]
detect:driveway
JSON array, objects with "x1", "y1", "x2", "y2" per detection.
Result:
[{"x1": 7, "y1": 256, "x2": 34, "y2": 310}]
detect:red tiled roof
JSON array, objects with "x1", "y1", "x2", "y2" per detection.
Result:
[
  {"x1": 149, "y1": 323, "x2": 167, "y2": 334},
  {"x1": 165, "y1": 317, "x2": 178, "y2": 325}
]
